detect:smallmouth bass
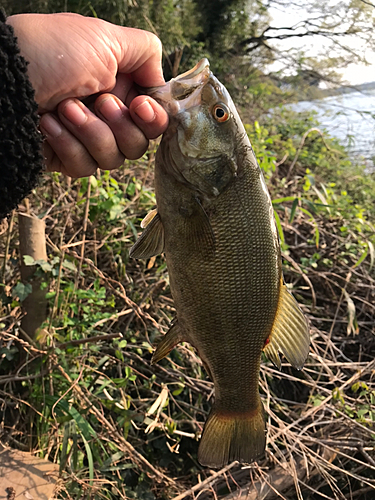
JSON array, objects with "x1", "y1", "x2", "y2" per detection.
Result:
[{"x1": 130, "y1": 59, "x2": 309, "y2": 468}]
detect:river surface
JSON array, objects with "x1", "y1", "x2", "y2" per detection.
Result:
[{"x1": 293, "y1": 88, "x2": 375, "y2": 169}]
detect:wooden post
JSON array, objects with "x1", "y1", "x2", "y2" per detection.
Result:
[{"x1": 18, "y1": 213, "x2": 48, "y2": 339}]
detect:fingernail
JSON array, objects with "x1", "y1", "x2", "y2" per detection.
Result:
[
  {"x1": 97, "y1": 96, "x2": 123, "y2": 122},
  {"x1": 40, "y1": 114, "x2": 62, "y2": 138},
  {"x1": 62, "y1": 99, "x2": 87, "y2": 126},
  {"x1": 134, "y1": 100, "x2": 155, "y2": 123}
]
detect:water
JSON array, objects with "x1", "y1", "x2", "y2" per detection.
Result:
[{"x1": 293, "y1": 88, "x2": 375, "y2": 169}]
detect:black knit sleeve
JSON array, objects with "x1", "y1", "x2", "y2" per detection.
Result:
[{"x1": 0, "y1": 10, "x2": 44, "y2": 220}]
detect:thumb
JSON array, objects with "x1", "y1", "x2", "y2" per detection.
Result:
[{"x1": 114, "y1": 27, "x2": 165, "y2": 88}]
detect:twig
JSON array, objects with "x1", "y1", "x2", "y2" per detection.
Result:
[
  {"x1": 282, "y1": 253, "x2": 316, "y2": 310},
  {"x1": 57, "y1": 331, "x2": 123, "y2": 349},
  {"x1": 0, "y1": 211, "x2": 14, "y2": 283},
  {"x1": 171, "y1": 463, "x2": 238, "y2": 500},
  {"x1": 77, "y1": 177, "x2": 91, "y2": 288},
  {"x1": 286, "y1": 128, "x2": 344, "y2": 181}
]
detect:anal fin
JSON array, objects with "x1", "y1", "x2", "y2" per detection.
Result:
[
  {"x1": 264, "y1": 281, "x2": 310, "y2": 370},
  {"x1": 151, "y1": 323, "x2": 184, "y2": 364},
  {"x1": 130, "y1": 211, "x2": 164, "y2": 259}
]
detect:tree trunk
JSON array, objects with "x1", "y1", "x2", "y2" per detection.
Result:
[{"x1": 18, "y1": 213, "x2": 48, "y2": 339}]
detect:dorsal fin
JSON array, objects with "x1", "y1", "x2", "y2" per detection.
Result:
[
  {"x1": 264, "y1": 281, "x2": 310, "y2": 370},
  {"x1": 130, "y1": 211, "x2": 164, "y2": 259}
]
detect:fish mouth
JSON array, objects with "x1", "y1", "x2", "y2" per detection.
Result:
[
  {"x1": 144, "y1": 58, "x2": 211, "y2": 114},
  {"x1": 171, "y1": 58, "x2": 210, "y2": 100},
  {"x1": 174, "y1": 58, "x2": 210, "y2": 81}
]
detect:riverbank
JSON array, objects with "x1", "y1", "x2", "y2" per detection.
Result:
[{"x1": 292, "y1": 88, "x2": 375, "y2": 169}]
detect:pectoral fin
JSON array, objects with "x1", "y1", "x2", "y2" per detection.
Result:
[
  {"x1": 183, "y1": 197, "x2": 215, "y2": 258},
  {"x1": 264, "y1": 282, "x2": 310, "y2": 370},
  {"x1": 151, "y1": 323, "x2": 184, "y2": 364},
  {"x1": 141, "y1": 208, "x2": 158, "y2": 228},
  {"x1": 130, "y1": 211, "x2": 164, "y2": 259}
]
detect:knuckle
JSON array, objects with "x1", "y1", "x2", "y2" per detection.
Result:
[
  {"x1": 124, "y1": 143, "x2": 148, "y2": 161},
  {"x1": 148, "y1": 32, "x2": 162, "y2": 57},
  {"x1": 98, "y1": 154, "x2": 125, "y2": 171}
]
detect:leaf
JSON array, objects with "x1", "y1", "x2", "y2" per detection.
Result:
[
  {"x1": 145, "y1": 385, "x2": 169, "y2": 434},
  {"x1": 172, "y1": 383, "x2": 185, "y2": 396},
  {"x1": 68, "y1": 406, "x2": 97, "y2": 442},
  {"x1": 351, "y1": 382, "x2": 360, "y2": 393},
  {"x1": 100, "y1": 463, "x2": 136, "y2": 472},
  {"x1": 368, "y1": 241, "x2": 374, "y2": 271},
  {"x1": 147, "y1": 386, "x2": 169, "y2": 416},
  {"x1": 289, "y1": 198, "x2": 299, "y2": 223},
  {"x1": 299, "y1": 206, "x2": 314, "y2": 219},
  {"x1": 307, "y1": 174, "x2": 315, "y2": 187},
  {"x1": 23, "y1": 255, "x2": 35, "y2": 266},
  {"x1": 13, "y1": 282, "x2": 32, "y2": 302},
  {"x1": 45, "y1": 396, "x2": 97, "y2": 443},
  {"x1": 115, "y1": 350, "x2": 124, "y2": 361},
  {"x1": 90, "y1": 176, "x2": 98, "y2": 189},
  {"x1": 60, "y1": 421, "x2": 71, "y2": 473},
  {"x1": 314, "y1": 225, "x2": 320, "y2": 248},
  {"x1": 72, "y1": 426, "x2": 78, "y2": 471},
  {"x1": 101, "y1": 451, "x2": 124, "y2": 468},
  {"x1": 299, "y1": 207, "x2": 320, "y2": 247},
  {"x1": 63, "y1": 259, "x2": 77, "y2": 272},
  {"x1": 35, "y1": 259, "x2": 53, "y2": 272},
  {"x1": 109, "y1": 204, "x2": 123, "y2": 220},
  {"x1": 353, "y1": 247, "x2": 368, "y2": 269},
  {"x1": 303, "y1": 200, "x2": 318, "y2": 215},
  {"x1": 343, "y1": 289, "x2": 359, "y2": 336},
  {"x1": 313, "y1": 186, "x2": 330, "y2": 213},
  {"x1": 273, "y1": 209, "x2": 285, "y2": 244},
  {"x1": 357, "y1": 407, "x2": 369, "y2": 418},
  {"x1": 272, "y1": 196, "x2": 296, "y2": 204},
  {"x1": 81, "y1": 433, "x2": 94, "y2": 486}
]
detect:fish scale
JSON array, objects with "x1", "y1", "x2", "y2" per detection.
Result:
[{"x1": 130, "y1": 58, "x2": 310, "y2": 468}]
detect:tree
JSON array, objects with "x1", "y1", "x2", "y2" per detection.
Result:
[{"x1": 3, "y1": 0, "x2": 374, "y2": 96}]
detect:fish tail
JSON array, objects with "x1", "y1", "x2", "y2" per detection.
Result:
[{"x1": 198, "y1": 402, "x2": 266, "y2": 468}]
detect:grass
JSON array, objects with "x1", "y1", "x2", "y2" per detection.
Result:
[{"x1": 0, "y1": 110, "x2": 375, "y2": 499}]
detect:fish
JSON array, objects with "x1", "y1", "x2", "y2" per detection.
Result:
[{"x1": 130, "y1": 59, "x2": 310, "y2": 468}]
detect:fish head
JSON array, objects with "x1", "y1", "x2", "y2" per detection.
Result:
[{"x1": 148, "y1": 59, "x2": 247, "y2": 198}]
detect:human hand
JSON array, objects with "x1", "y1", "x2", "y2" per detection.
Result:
[{"x1": 7, "y1": 13, "x2": 169, "y2": 177}]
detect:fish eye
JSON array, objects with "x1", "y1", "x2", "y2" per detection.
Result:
[{"x1": 213, "y1": 104, "x2": 230, "y2": 123}]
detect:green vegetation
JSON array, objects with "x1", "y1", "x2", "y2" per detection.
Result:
[
  {"x1": 1, "y1": 102, "x2": 374, "y2": 498},
  {"x1": 4, "y1": 0, "x2": 375, "y2": 89},
  {"x1": 1, "y1": 1, "x2": 375, "y2": 498}
]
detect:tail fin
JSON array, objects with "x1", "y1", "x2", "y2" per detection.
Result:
[{"x1": 198, "y1": 404, "x2": 266, "y2": 468}]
